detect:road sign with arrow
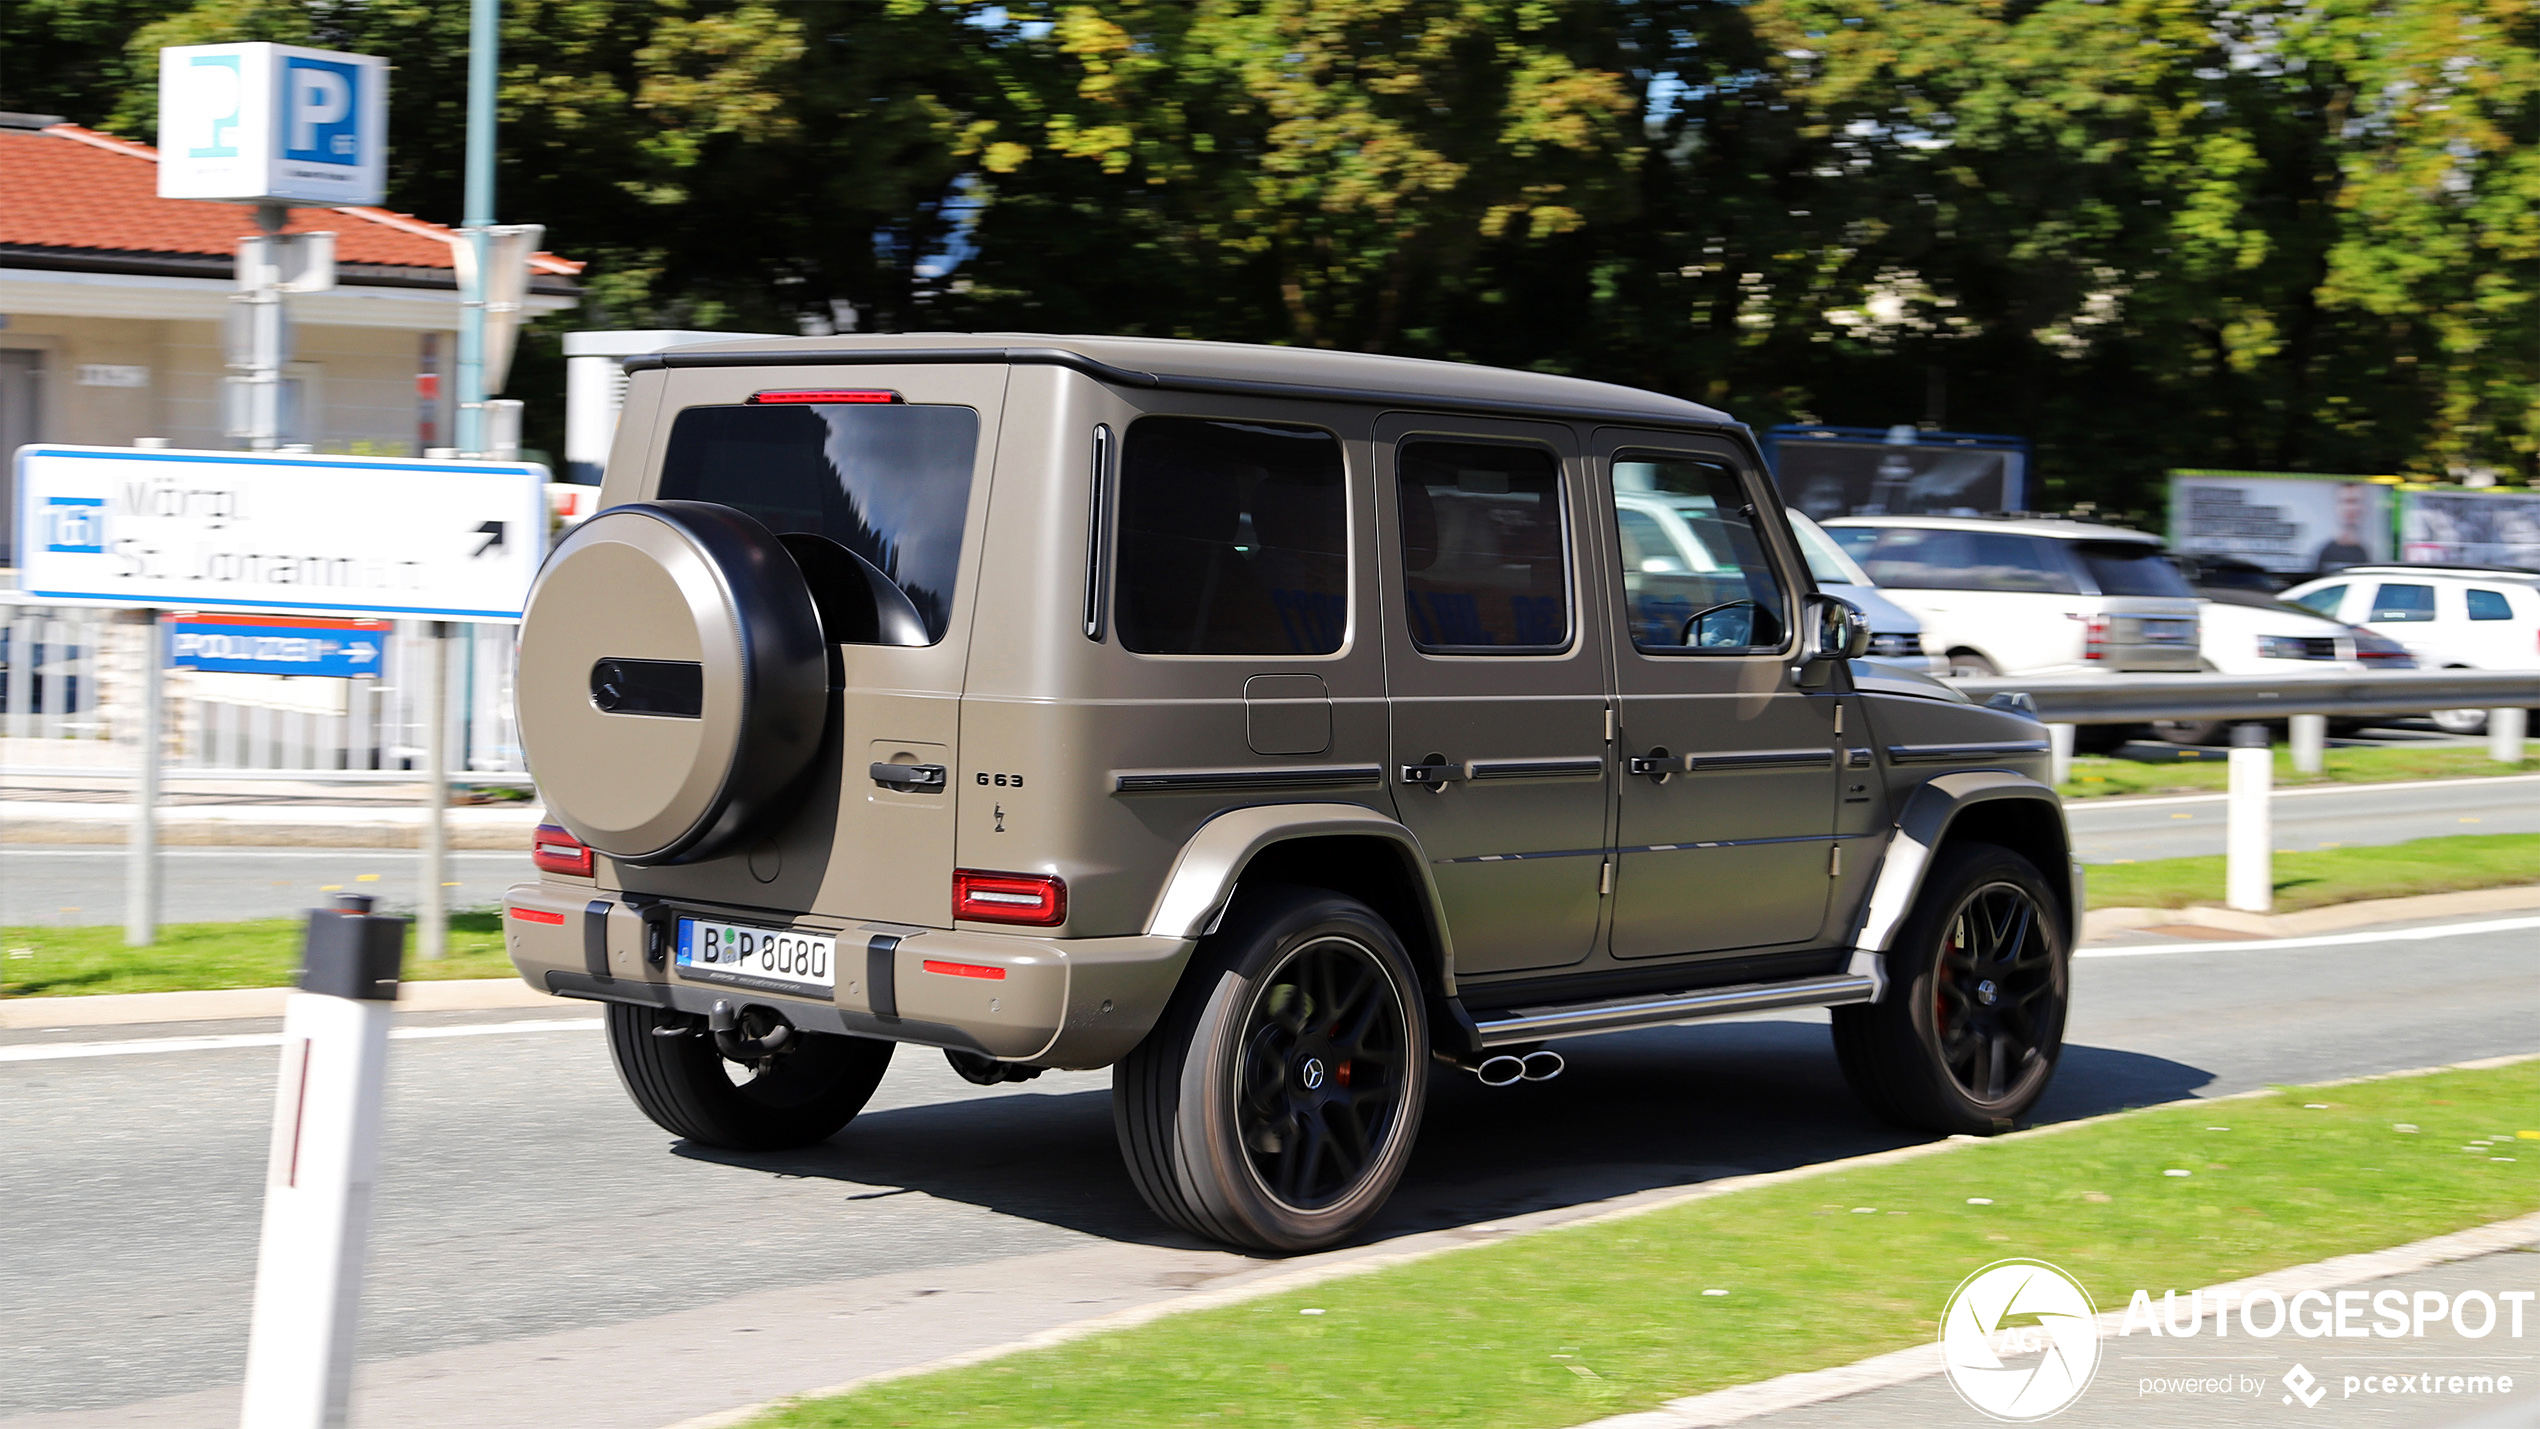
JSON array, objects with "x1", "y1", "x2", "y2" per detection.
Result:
[
  {"x1": 169, "y1": 614, "x2": 391, "y2": 676},
  {"x1": 14, "y1": 445, "x2": 549, "y2": 620}
]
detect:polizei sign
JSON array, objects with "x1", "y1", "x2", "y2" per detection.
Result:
[{"x1": 13, "y1": 446, "x2": 548, "y2": 621}]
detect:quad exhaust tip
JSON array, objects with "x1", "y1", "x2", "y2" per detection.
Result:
[{"x1": 1472, "y1": 1050, "x2": 1565, "y2": 1087}]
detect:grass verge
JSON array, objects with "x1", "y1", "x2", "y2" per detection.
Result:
[
  {"x1": 2059, "y1": 744, "x2": 2538, "y2": 799},
  {"x1": 752, "y1": 1062, "x2": 2540, "y2": 1429},
  {"x1": 0, "y1": 913, "x2": 514, "y2": 997},
  {"x1": 2085, "y1": 832, "x2": 2540, "y2": 912}
]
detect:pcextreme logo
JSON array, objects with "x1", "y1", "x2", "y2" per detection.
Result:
[{"x1": 1940, "y1": 1259, "x2": 2103, "y2": 1421}]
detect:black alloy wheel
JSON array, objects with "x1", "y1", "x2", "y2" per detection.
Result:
[
  {"x1": 1235, "y1": 935, "x2": 1412, "y2": 1211},
  {"x1": 1930, "y1": 881, "x2": 2059, "y2": 1104},
  {"x1": 1833, "y1": 841, "x2": 2069, "y2": 1134}
]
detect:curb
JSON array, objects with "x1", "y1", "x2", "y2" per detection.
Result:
[
  {"x1": 0, "y1": 977, "x2": 553, "y2": 1028},
  {"x1": 656, "y1": 1051, "x2": 2540, "y2": 1429},
  {"x1": 2084, "y1": 882, "x2": 2540, "y2": 941}
]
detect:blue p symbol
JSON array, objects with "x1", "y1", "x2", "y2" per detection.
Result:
[{"x1": 283, "y1": 58, "x2": 360, "y2": 164}]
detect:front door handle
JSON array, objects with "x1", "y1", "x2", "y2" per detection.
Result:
[
  {"x1": 869, "y1": 762, "x2": 948, "y2": 791},
  {"x1": 1399, "y1": 756, "x2": 1469, "y2": 787}
]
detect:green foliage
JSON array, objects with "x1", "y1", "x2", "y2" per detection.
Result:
[
  {"x1": 2087, "y1": 831, "x2": 2540, "y2": 911},
  {"x1": 0, "y1": 913, "x2": 515, "y2": 998}
]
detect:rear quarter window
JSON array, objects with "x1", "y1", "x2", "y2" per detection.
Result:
[
  {"x1": 2467, "y1": 588, "x2": 2517, "y2": 621},
  {"x1": 1114, "y1": 416, "x2": 1348, "y2": 655}
]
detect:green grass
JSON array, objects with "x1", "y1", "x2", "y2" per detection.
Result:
[
  {"x1": 2059, "y1": 743, "x2": 2540, "y2": 799},
  {"x1": 0, "y1": 913, "x2": 515, "y2": 997},
  {"x1": 753, "y1": 1062, "x2": 2540, "y2": 1429},
  {"x1": 2087, "y1": 831, "x2": 2540, "y2": 912}
]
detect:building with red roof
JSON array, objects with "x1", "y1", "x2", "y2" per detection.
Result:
[{"x1": 0, "y1": 110, "x2": 580, "y2": 490}]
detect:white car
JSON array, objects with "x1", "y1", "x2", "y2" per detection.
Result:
[
  {"x1": 1613, "y1": 494, "x2": 1940, "y2": 669},
  {"x1": 1823, "y1": 515, "x2": 2201, "y2": 677},
  {"x1": 1786, "y1": 510, "x2": 1945, "y2": 672},
  {"x1": 2282, "y1": 565, "x2": 2540, "y2": 734}
]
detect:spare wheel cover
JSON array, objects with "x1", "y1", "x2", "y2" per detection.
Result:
[{"x1": 517, "y1": 501, "x2": 828, "y2": 864}]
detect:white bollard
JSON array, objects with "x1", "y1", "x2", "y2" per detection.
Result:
[
  {"x1": 2289, "y1": 713, "x2": 2327, "y2": 775},
  {"x1": 2047, "y1": 723, "x2": 2076, "y2": 788},
  {"x1": 2488, "y1": 707, "x2": 2527, "y2": 765},
  {"x1": 2225, "y1": 723, "x2": 2273, "y2": 914},
  {"x1": 124, "y1": 609, "x2": 165, "y2": 946},
  {"x1": 419, "y1": 621, "x2": 450, "y2": 961},
  {"x1": 238, "y1": 895, "x2": 406, "y2": 1429}
]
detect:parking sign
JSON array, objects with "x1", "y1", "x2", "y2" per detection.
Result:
[{"x1": 158, "y1": 44, "x2": 387, "y2": 207}]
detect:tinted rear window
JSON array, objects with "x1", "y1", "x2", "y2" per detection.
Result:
[
  {"x1": 1858, "y1": 529, "x2": 2081, "y2": 594},
  {"x1": 660, "y1": 402, "x2": 979, "y2": 643},
  {"x1": 2076, "y1": 542, "x2": 2194, "y2": 598},
  {"x1": 2468, "y1": 588, "x2": 2516, "y2": 621},
  {"x1": 1115, "y1": 417, "x2": 1347, "y2": 655},
  {"x1": 2371, "y1": 583, "x2": 2438, "y2": 622},
  {"x1": 1402, "y1": 442, "x2": 1571, "y2": 651}
]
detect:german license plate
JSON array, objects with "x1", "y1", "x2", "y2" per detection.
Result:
[
  {"x1": 674, "y1": 918, "x2": 836, "y2": 997},
  {"x1": 2137, "y1": 618, "x2": 2195, "y2": 644}
]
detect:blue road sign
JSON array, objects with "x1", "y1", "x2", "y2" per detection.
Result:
[{"x1": 169, "y1": 616, "x2": 388, "y2": 677}]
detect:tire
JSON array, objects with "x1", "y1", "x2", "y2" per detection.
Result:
[
  {"x1": 1832, "y1": 842, "x2": 2070, "y2": 1135},
  {"x1": 1113, "y1": 886, "x2": 1429, "y2": 1253},
  {"x1": 606, "y1": 1002, "x2": 894, "y2": 1150},
  {"x1": 1946, "y1": 650, "x2": 1999, "y2": 679},
  {"x1": 2071, "y1": 724, "x2": 2134, "y2": 755},
  {"x1": 2431, "y1": 707, "x2": 2489, "y2": 736},
  {"x1": 2150, "y1": 718, "x2": 2227, "y2": 747}
]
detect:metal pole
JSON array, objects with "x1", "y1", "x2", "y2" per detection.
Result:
[
  {"x1": 125, "y1": 610, "x2": 163, "y2": 946},
  {"x1": 2225, "y1": 722, "x2": 2272, "y2": 914},
  {"x1": 2487, "y1": 707, "x2": 2526, "y2": 764},
  {"x1": 419, "y1": 622, "x2": 450, "y2": 960},
  {"x1": 2046, "y1": 722, "x2": 2075, "y2": 788},
  {"x1": 238, "y1": 894, "x2": 405, "y2": 1429},
  {"x1": 2289, "y1": 713, "x2": 2327, "y2": 775},
  {"x1": 455, "y1": 0, "x2": 501, "y2": 457}
]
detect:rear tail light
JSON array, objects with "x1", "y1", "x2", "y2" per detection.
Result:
[
  {"x1": 953, "y1": 869, "x2": 1066, "y2": 926},
  {"x1": 2081, "y1": 614, "x2": 2109, "y2": 662},
  {"x1": 531, "y1": 823, "x2": 595, "y2": 877},
  {"x1": 747, "y1": 389, "x2": 901, "y2": 404}
]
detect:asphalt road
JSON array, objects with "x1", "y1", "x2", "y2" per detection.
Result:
[
  {"x1": 2065, "y1": 774, "x2": 2540, "y2": 864},
  {"x1": 0, "y1": 849, "x2": 540, "y2": 926},
  {"x1": 3, "y1": 911, "x2": 2535, "y2": 1428}
]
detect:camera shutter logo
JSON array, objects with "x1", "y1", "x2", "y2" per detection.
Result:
[{"x1": 1940, "y1": 1259, "x2": 2102, "y2": 1421}]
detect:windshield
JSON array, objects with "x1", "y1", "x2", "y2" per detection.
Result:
[
  {"x1": 1787, "y1": 511, "x2": 1874, "y2": 586},
  {"x1": 659, "y1": 402, "x2": 980, "y2": 644},
  {"x1": 2076, "y1": 541, "x2": 2194, "y2": 598}
]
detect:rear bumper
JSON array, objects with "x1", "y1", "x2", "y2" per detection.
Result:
[{"x1": 501, "y1": 882, "x2": 1192, "y2": 1069}]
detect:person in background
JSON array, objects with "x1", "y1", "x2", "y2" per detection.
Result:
[{"x1": 2313, "y1": 482, "x2": 2373, "y2": 574}]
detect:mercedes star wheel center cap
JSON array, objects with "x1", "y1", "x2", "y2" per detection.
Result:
[{"x1": 1299, "y1": 1058, "x2": 1326, "y2": 1091}]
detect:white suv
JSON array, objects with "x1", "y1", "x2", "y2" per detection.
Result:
[
  {"x1": 2282, "y1": 565, "x2": 2540, "y2": 733},
  {"x1": 1824, "y1": 515, "x2": 2201, "y2": 677}
]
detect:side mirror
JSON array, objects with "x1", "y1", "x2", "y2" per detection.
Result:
[{"x1": 1795, "y1": 593, "x2": 1871, "y2": 688}]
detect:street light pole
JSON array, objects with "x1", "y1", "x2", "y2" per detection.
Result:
[{"x1": 455, "y1": 0, "x2": 500, "y2": 457}]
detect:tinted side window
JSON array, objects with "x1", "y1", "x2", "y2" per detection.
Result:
[
  {"x1": 1864, "y1": 529, "x2": 2081, "y2": 594},
  {"x1": 1115, "y1": 417, "x2": 1346, "y2": 656},
  {"x1": 1399, "y1": 442, "x2": 1570, "y2": 652},
  {"x1": 1612, "y1": 457, "x2": 1789, "y2": 652},
  {"x1": 2290, "y1": 584, "x2": 2346, "y2": 617},
  {"x1": 2370, "y1": 583, "x2": 2438, "y2": 622},
  {"x1": 659, "y1": 402, "x2": 980, "y2": 643},
  {"x1": 2468, "y1": 588, "x2": 2516, "y2": 621},
  {"x1": 2076, "y1": 542, "x2": 2195, "y2": 598}
]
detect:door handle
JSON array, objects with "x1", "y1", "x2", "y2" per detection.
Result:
[
  {"x1": 1399, "y1": 757, "x2": 1468, "y2": 787},
  {"x1": 869, "y1": 762, "x2": 947, "y2": 791},
  {"x1": 1626, "y1": 752, "x2": 1688, "y2": 777}
]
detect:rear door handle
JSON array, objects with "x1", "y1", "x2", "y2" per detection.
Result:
[
  {"x1": 869, "y1": 762, "x2": 947, "y2": 791},
  {"x1": 1399, "y1": 759, "x2": 1469, "y2": 787}
]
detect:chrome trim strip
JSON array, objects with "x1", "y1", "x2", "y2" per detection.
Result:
[
  {"x1": 1115, "y1": 765, "x2": 1385, "y2": 794},
  {"x1": 1472, "y1": 974, "x2": 1879, "y2": 1046},
  {"x1": 1443, "y1": 845, "x2": 1606, "y2": 864},
  {"x1": 1467, "y1": 756, "x2": 1606, "y2": 780},
  {"x1": 1885, "y1": 740, "x2": 2052, "y2": 764}
]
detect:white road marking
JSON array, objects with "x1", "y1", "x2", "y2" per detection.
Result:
[
  {"x1": 2078, "y1": 913, "x2": 2540, "y2": 959},
  {"x1": 0, "y1": 1017, "x2": 600, "y2": 1064}
]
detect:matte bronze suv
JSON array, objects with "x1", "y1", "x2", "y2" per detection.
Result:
[{"x1": 505, "y1": 334, "x2": 2078, "y2": 1252}]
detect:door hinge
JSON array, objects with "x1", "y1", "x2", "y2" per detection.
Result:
[
  {"x1": 1834, "y1": 704, "x2": 1845, "y2": 737},
  {"x1": 1829, "y1": 843, "x2": 1843, "y2": 878},
  {"x1": 1603, "y1": 706, "x2": 1615, "y2": 743},
  {"x1": 1599, "y1": 860, "x2": 1613, "y2": 896}
]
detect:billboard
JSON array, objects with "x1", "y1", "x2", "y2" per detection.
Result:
[
  {"x1": 157, "y1": 43, "x2": 388, "y2": 208},
  {"x1": 2400, "y1": 488, "x2": 2540, "y2": 569},
  {"x1": 14, "y1": 446, "x2": 547, "y2": 621},
  {"x1": 2167, "y1": 471, "x2": 2393, "y2": 577},
  {"x1": 1767, "y1": 426, "x2": 2027, "y2": 520}
]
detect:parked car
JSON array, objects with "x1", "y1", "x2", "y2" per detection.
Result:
[
  {"x1": 2282, "y1": 564, "x2": 2540, "y2": 734},
  {"x1": 1615, "y1": 489, "x2": 1937, "y2": 671},
  {"x1": 1821, "y1": 515, "x2": 2201, "y2": 677},
  {"x1": 2151, "y1": 555, "x2": 2399, "y2": 746},
  {"x1": 1788, "y1": 510, "x2": 1946, "y2": 673},
  {"x1": 501, "y1": 334, "x2": 2079, "y2": 1253}
]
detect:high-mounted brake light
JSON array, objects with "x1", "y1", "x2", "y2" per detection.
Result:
[
  {"x1": 531, "y1": 823, "x2": 595, "y2": 877},
  {"x1": 747, "y1": 389, "x2": 902, "y2": 405},
  {"x1": 953, "y1": 869, "x2": 1067, "y2": 927}
]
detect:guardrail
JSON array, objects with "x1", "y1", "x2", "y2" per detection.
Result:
[{"x1": 1943, "y1": 667, "x2": 2537, "y2": 914}]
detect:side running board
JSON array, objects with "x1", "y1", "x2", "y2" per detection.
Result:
[{"x1": 1468, "y1": 969, "x2": 1879, "y2": 1048}]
